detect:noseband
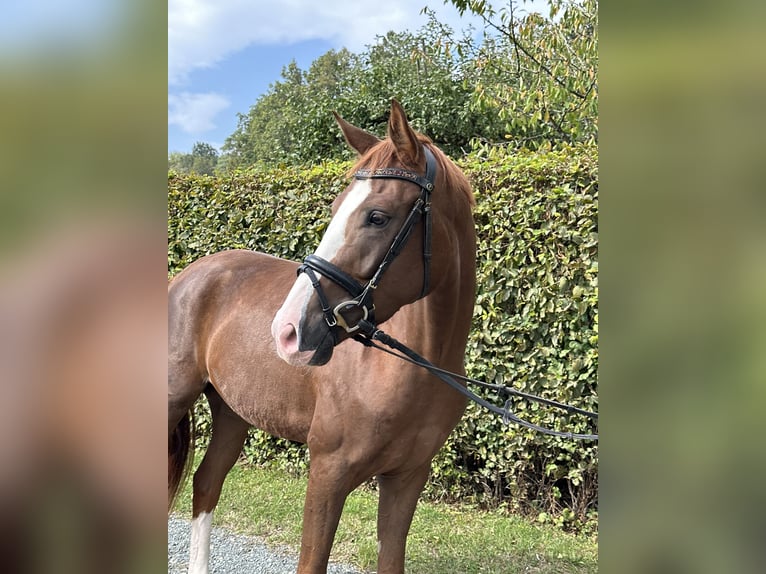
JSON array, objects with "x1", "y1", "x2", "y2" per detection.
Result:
[{"x1": 297, "y1": 145, "x2": 437, "y2": 338}]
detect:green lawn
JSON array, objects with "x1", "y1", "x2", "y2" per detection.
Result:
[{"x1": 174, "y1": 462, "x2": 597, "y2": 573}]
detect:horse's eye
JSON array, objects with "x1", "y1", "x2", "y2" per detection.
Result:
[{"x1": 367, "y1": 211, "x2": 390, "y2": 227}]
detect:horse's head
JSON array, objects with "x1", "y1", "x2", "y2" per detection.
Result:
[{"x1": 272, "y1": 100, "x2": 473, "y2": 366}]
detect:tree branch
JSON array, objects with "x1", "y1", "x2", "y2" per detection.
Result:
[{"x1": 480, "y1": 6, "x2": 588, "y2": 100}]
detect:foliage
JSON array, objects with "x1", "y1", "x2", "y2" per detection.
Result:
[
  {"x1": 445, "y1": 0, "x2": 598, "y2": 147},
  {"x1": 168, "y1": 144, "x2": 598, "y2": 531},
  {"x1": 221, "y1": 53, "x2": 353, "y2": 168},
  {"x1": 216, "y1": 1, "x2": 597, "y2": 169},
  {"x1": 220, "y1": 19, "x2": 505, "y2": 169},
  {"x1": 168, "y1": 161, "x2": 349, "y2": 272},
  {"x1": 428, "y1": 142, "x2": 598, "y2": 532},
  {"x1": 168, "y1": 141, "x2": 220, "y2": 175}
]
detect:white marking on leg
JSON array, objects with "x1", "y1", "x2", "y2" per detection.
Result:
[{"x1": 189, "y1": 511, "x2": 213, "y2": 574}]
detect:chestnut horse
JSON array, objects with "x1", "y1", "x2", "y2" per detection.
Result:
[{"x1": 168, "y1": 100, "x2": 476, "y2": 574}]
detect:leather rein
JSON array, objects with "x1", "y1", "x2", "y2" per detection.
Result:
[{"x1": 297, "y1": 145, "x2": 598, "y2": 441}]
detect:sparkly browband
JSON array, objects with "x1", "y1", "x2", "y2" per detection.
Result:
[{"x1": 354, "y1": 167, "x2": 434, "y2": 192}]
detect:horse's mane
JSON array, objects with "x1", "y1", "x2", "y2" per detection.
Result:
[{"x1": 349, "y1": 134, "x2": 475, "y2": 209}]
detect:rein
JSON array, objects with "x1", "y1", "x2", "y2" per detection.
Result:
[
  {"x1": 299, "y1": 145, "x2": 598, "y2": 441},
  {"x1": 351, "y1": 320, "x2": 599, "y2": 441}
]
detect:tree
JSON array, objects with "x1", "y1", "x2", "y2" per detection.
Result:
[
  {"x1": 217, "y1": 1, "x2": 597, "y2": 170},
  {"x1": 189, "y1": 142, "x2": 219, "y2": 175},
  {"x1": 168, "y1": 141, "x2": 219, "y2": 175},
  {"x1": 168, "y1": 151, "x2": 193, "y2": 173},
  {"x1": 221, "y1": 53, "x2": 356, "y2": 170},
  {"x1": 445, "y1": 0, "x2": 598, "y2": 147},
  {"x1": 220, "y1": 21, "x2": 498, "y2": 170},
  {"x1": 341, "y1": 20, "x2": 499, "y2": 154}
]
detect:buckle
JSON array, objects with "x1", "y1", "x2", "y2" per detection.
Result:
[{"x1": 332, "y1": 299, "x2": 372, "y2": 333}]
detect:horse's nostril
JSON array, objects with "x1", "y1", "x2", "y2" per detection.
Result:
[
  {"x1": 278, "y1": 323, "x2": 299, "y2": 353},
  {"x1": 274, "y1": 321, "x2": 319, "y2": 366}
]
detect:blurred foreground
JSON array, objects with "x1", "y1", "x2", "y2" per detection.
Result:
[
  {"x1": 601, "y1": 2, "x2": 766, "y2": 573},
  {"x1": 0, "y1": 1, "x2": 166, "y2": 572}
]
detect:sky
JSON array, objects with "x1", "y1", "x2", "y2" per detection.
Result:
[
  {"x1": 0, "y1": 0, "x2": 547, "y2": 155},
  {"x1": 168, "y1": 0, "x2": 548, "y2": 154}
]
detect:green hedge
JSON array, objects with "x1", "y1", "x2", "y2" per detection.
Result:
[{"x1": 168, "y1": 144, "x2": 598, "y2": 532}]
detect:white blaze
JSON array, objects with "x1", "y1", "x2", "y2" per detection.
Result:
[
  {"x1": 274, "y1": 178, "x2": 372, "y2": 330},
  {"x1": 315, "y1": 178, "x2": 372, "y2": 260}
]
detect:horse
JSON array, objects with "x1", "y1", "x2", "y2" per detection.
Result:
[{"x1": 168, "y1": 99, "x2": 477, "y2": 574}]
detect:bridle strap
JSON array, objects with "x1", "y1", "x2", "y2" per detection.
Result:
[
  {"x1": 355, "y1": 146, "x2": 436, "y2": 300},
  {"x1": 365, "y1": 189, "x2": 427, "y2": 291},
  {"x1": 298, "y1": 264, "x2": 339, "y2": 343},
  {"x1": 302, "y1": 254, "x2": 365, "y2": 299},
  {"x1": 353, "y1": 158, "x2": 436, "y2": 192},
  {"x1": 421, "y1": 194, "x2": 432, "y2": 298},
  {"x1": 299, "y1": 253, "x2": 376, "y2": 335}
]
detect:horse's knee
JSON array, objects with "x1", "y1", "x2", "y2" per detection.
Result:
[{"x1": 191, "y1": 468, "x2": 223, "y2": 515}]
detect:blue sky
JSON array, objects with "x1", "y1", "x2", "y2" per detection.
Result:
[
  {"x1": 168, "y1": 37, "x2": 336, "y2": 153},
  {"x1": 168, "y1": 0, "x2": 548, "y2": 154}
]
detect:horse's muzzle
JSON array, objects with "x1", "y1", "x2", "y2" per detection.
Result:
[{"x1": 272, "y1": 307, "x2": 335, "y2": 367}]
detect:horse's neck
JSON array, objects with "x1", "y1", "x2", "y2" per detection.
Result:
[{"x1": 387, "y1": 249, "x2": 475, "y2": 371}]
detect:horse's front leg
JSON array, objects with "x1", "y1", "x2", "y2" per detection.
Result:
[
  {"x1": 296, "y1": 454, "x2": 355, "y2": 574},
  {"x1": 376, "y1": 463, "x2": 431, "y2": 574}
]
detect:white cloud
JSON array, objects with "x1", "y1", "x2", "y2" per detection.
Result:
[
  {"x1": 168, "y1": 92, "x2": 230, "y2": 135},
  {"x1": 168, "y1": 0, "x2": 486, "y2": 86}
]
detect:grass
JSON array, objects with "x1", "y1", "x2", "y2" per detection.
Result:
[{"x1": 173, "y1": 461, "x2": 597, "y2": 573}]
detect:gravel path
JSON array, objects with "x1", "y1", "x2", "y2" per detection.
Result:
[{"x1": 168, "y1": 514, "x2": 366, "y2": 574}]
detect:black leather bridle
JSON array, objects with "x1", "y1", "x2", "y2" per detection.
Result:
[{"x1": 297, "y1": 145, "x2": 437, "y2": 339}]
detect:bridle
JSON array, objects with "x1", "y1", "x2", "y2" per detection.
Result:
[{"x1": 297, "y1": 145, "x2": 437, "y2": 340}]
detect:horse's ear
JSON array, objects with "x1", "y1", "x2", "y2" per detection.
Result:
[
  {"x1": 333, "y1": 111, "x2": 380, "y2": 155},
  {"x1": 387, "y1": 99, "x2": 422, "y2": 166}
]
